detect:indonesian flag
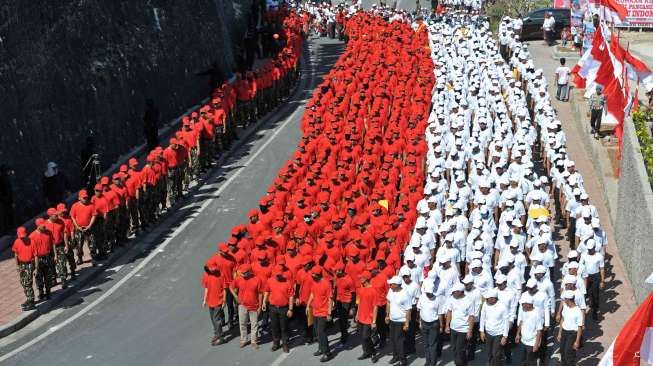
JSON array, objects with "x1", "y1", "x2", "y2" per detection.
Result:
[
  {"x1": 590, "y1": 0, "x2": 628, "y2": 24},
  {"x1": 610, "y1": 36, "x2": 653, "y2": 92},
  {"x1": 571, "y1": 25, "x2": 608, "y2": 93},
  {"x1": 599, "y1": 290, "x2": 653, "y2": 365}
]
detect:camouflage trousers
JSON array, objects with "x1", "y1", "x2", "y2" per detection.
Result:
[
  {"x1": 116, "y1": 205, "x2": 129, "y2": 243},
  {"x1": 65, "y1": 241, "x2": 77, "y2": 275},
  {"x1": 94, "y1": 217, "x2": 106, "y2": 257},
  {"x1": 128, "y1": 198, "x2": 140, "y2": 233},
  {"x1": 18, "y1": 261, "x2": 35, "y2": 302},
  {"x1": 36, "y1": 256, "x2": 54, "y2": 294},
  {"x1": 53, "y1": 245, "x2": 68, "y2": 284},
  {"x1": 73, "y1": 227, "x2": 96, "y2": 262},
  {"x1": 103, "y1": 212, "x2": 116, "y2": 252},
  {"x1": 167, "y1": 167, "x2": 182, "y2": 206}
]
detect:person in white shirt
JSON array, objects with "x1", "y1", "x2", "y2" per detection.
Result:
[
  {"x1": 445, "y1": 283, "x2": 475, "y2": 366},
  {"x1": 417, "y1": 283, "x2": 445, "y2": 366},
  {"x1": 557, "y1": 290, "x2": 584, "y2": 366},
  {"x1": 516, "y1": 293, "x2": 543, "y2": 366},
  {"x1": 555, "y1": 58, "x2": 571, "y2": 101},
  {"x1": 462, "y1": 275, "x2": 482, "y2": 361},
  {"x1": 580, "y1": 241, "x2": 605, "y2": 320},
  {"x1": 542, "y1": 13, "x2": 556, "y2": 46},
  {"x1": 400, "y1": 268, "x2": 420, "y2": 355},
  {"x1": 480, "y1": 288, "x2": 510, "y2": 366},
  {"x1": 385, "y1": 276, "x2": 412, "y2": 366}
]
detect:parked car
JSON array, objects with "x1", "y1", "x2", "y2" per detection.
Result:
[{"x1": 520, "y1": 8, "x2": 571, "y2": 41}]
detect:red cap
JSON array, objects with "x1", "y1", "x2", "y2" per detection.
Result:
[
  {"x1": 128, "y1": 158, "x2": 138, "y2": 167},
  {"x1": 227, "y1": 237, "x2": 238, "y2": 245},
  {"x1": 239, "y1": 264, "x2": 252, "y2": 273},
  {"x1": 56, "y1": 203, "x2": 67, "y2": 213},
  {"x1": 100, "y1": 176, "x2": 110, "y2": 185},
  {"x1": 94, "y1": 184, "x2": 103, "y2": 192},
  {"x1": 310, "y1": 267, "x2": 323, "y2": 276},
  {"x1": 78, "y1": 189, "x2": 89, "y2": 199},
  {"x1": 360, "y1": 271, "x2": 372, "y2": 282},
  {"x1": 47, "y1": 208, "x2": 58, "y2": 216},
  {"x1": 272, "y1": 220, "x2": 284, "y2": 229},
  {"x1": 366, "y1": 261, "x2": 379, "y2": 271},
  {"x1": 16, "y1": 227, "x2": 27, "y2": 237},
  {"x1": 35, "y1": 218, "x2": 46, "y2": 227},
  {"x1": 257, "y1": 252, "x2": 268, "y2": 260},
  {"x1": 248, "y1": 209, "x2": 259, "y2": 218},
  {"x1": 217, "y1": 243, "x2": 229, "y2": 252},
  {"x1": 119, "y1": 165, "x2": 128, "y2": 173}
]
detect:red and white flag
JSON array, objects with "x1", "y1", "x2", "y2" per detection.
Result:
[
  {"x1": 571, "y1": 25, "x2": 609, "y2": 93},
  {"x1": 590, "y1": 0, "x2": 628, "y2": 24},
  {"x1": 599, "y1": 289, "x2": 653, "y2": 365},
  {"x1": 610, "y1": 37, "x2": 653, "y2": 92}
]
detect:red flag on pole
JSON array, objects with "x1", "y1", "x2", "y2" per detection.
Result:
[{"x1": 600, "y1": 291, "x2": 653, "y2": 365}]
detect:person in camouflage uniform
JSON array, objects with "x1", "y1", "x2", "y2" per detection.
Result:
[
  {"x1": 45, "y1": 207, "x2": 68, "y2": 289},
  {"x1": 111, "y1": 173, "x2": 130, "y2": 245},
  {"x1": 31, "y1": 219, "x2": 54, "y2": 300},
  {"x1": 70, "y1": 189, "x2": 97, "y2": 266},
  {"x1": 57, "y1": 203, "x2": 77, "y2": 279},
  {"x1": 90, "y1": 183, "x2": 109, "y2": 260},
  {"x1": 12, "y1": 227, "x2": 37, "y2": 310}
]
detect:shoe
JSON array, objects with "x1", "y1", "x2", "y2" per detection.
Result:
[
  {"x1": 398, "y1": 359, "x2": 407, "y2": 366},
  {"x1": 371, "y1": 354, "x2": 380, "y2": 363},
  {"x1": 240, "y1": 341, "x2": 249, "y2": 348},
  {"x1": 358, "y1": 353, "x2": 372, "y2": 360},
  {"x1": 389, "y1": 357, "x2": 399, "y2": 364},
  {"x1": 23, "y1": 301, "x2": 36, "y2": 311},
  {"x1": 320, "y1": 353, "x2": 333, "y2": 362},
  {"x1": 283, "y1": 345, "x2": 290, "y2": 353},
  {"x1": 213, "y1": 338, "x2": 227, "y2": 346},
  {"x1": 313, "y1": 350, "x2": 323, "y2": 357},
  {"x1": 271, "y1": 344, "x2": 280, "y2": 352},
  {"x1": 252, "y1": 342, "x2": 259, "y2": 349},
  {"x1": 61, "y1": 282, "x2": 68, "y2": 289}
]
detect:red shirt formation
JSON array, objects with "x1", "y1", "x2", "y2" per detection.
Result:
[{"x1": 204, "y1": 13, "x2": 434, "y2": 312}]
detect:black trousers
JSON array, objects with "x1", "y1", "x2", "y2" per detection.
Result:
[
  {"x1": 315, "y1": 316, "x2": 330, "y2": 354},
  {"x1": 209, "y1": 306, "x2": 225, "y2": 338},
  {"x1": 467, "y1": 322, "x2": 479, "y2": 360},
  {"x1": 590, "y1": 109, "x2": 603, "y2": 133},
  {"x1": 518, "y1": 342, "x2": 539, "y2": 366},
  {"x1": 335, "y1": 301, "x2": 351, "y2": 342},
  {"x1": 504, "y1": 323, "x2": 516, "y2": 362},
  {"x1": 404, "y1": 306, "x2": 417, "y2": 353},
  {"x1": 587, "y1": 273, "x2": 601, "y2": 316},
  {"x1": 538, "y1": 327, "x2": 549, "y2": 364},
  {"x1": 225, "y1": 290, "x2": 238, "y2": 324},
  {"x1": 420, "y1": 319, "x2": 440, "y2": 366},
  {"x1": 451, "y1": 330, "x2": 469, "y2": 365},
  {"x1": 270, "y1": 305, "x2": 290, "y2": 346},
  {"x1": 389, "y1": 321, "x2": 406, "y2": 361},
  {"x1": 376, "y1": 305, "x2": 388, "y2": 346},
  {"x1": 359, "y1": 322, "x2": 376, "y2": 356},
  {"x1": 560, "y1": 329, "x2": 579, "y2": 366},
  {"x1": 294, "y1": 304, "x2": 313, "y2": 341},
  {"x1": 485, "y1": 333, "x2": 505, "y2": 366}
]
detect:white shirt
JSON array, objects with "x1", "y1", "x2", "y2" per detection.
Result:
[
  {"x1": 555, "y1": 66, "x2": 570, "y2": 85},
  {"x1": 446, "y1": 296, "x2": 475, "y2": 333},
  {"x1": 417, "y1": 293, "x2": 443, "y2": 322},
  {"x1": 518, "y1": 308, "x2": 544, "y2": 346},
  {"x1": 387, "y1": 290, "x2": 412, "y2": 322},
  {"x1": 561, "y1": 304, "x2": 584, "y2": 331},
  {"x1": 480, "y1": 302, "x2": 511, "y2": 337},
  {"x1": 580, "y1": 252, "x2": 604, "y2": 275},
  {"x1": 401, "y1": 280, "x2": 421, "y2": 305}
]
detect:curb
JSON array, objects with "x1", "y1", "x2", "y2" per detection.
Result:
[{"x1": 0, "y1": 41, "x2": 313, "y2": 340}]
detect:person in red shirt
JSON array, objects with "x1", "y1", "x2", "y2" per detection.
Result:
[
  {"x1": 334, "y1": 262, "x2": 355, "y2": 346},
  {"x1": 231, "y1": 264, "x2": 263, "y2": 348},
  {"x1": 57, "y1": 203, "x2": 77, "y2": 278},
  {"x1": 70, "y1": 189, "x2": 97, "y2": 265},
  {"x1": 45, "y1": 207, "x2": 68, "y2": 288},
  {"x1": 307, "y1": 266, "x2": 334, "y2": 362},
  {"x1": 91, "y1": 183, "x2": 110, "y2": 260},
  {"x1": 356, "y1": 271, "x2": 379, "y2": 361},
  {"x1": 207, "y1": 243, "x2": 238, "y2": 328},
  {"x1": 12, "y1": 227, "x2": 37, "y2": 310},
  {"x1": 30, "y1": 218, "x2": 54, "y2": 300},
  {"x1": 370, "y1": 263, "x2": 390, "y2": 349},
  {"x1": 202, "y1": 264, "x2": 227, "y2": 346},
  {"x1": 263, "y1": 264, "x2": 295, "y2": 353}
]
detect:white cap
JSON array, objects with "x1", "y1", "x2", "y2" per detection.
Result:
[
  {"x1": 534, "y1": 265, "x2": 546, "y2": 274},
  {"x1": 485, "y1": 288, "x2": 498, "y2": 298},
  {"x1": 416, "y1": 217, "x2": 427, "y2": 228},
  {"x1": 519, "y1": 293, "x2": 533, "y2": 304},
  {"x1": 451, "y1": 283, "x2": 465, "y2": 293},
  {"x1": 586, "y1": 239, "x2": 596, "y2": 250},
  {"x1": 399, "y1": 267, "x2": 412, "y2": 277},
  {"x1": 561, "y1": 290, "x2": 575, "y2": 300},
  {"x1": 563, "y1": 275, "x2": 577, "y2": 285},
  {"x1": 495, "y1": 273, "x2": 507, "y2": 284},
  {"x1": 471, "y1": 259, "x2": 483, "y2": 268},
  {"x1": 568, "y1": 261, "x2": 580, "y2": 269},
  {"x1": 568, "y1": 250, "x2": 578, "y2": 258},
  {"x1": 404, "y1": 252, "x2": 416, "y2": 262},
  {"x1": 462, "y1": 274, "x2": 474, "y2": 284},
  {"x1": 387, "y1": 276, "x2": 402, "y2": 285},
  {"x1": 438, "y1": 253, "x2": 450, "y2": 263},
  {"x1": 526, "y1": 278, "x2": 538, "y2": 288}
]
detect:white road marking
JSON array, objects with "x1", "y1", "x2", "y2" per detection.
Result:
[
  {"x1": 0, "y1": 92, "x2": 306, "y2": 363},
  {"x1": 269, "y1": 349, "x2": 292, "y2": 366}
]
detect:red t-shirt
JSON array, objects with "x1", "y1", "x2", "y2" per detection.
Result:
[
  {"x1": 44, "y1": 219, "x2": 65, "y2": 245},
  {"x1": 29, "y1": 230, "x2": 53, "y2": 256},
  {"x1": 207, "y1": 254, "x2": 235, "y2": 286},
  {"x1": 370, "y1": 274, "x2": 390, "y2": 306},
  {"x1": 310, "y1": 279, "x2": 332, "y2": 317},
  {"x1": 202, "y1": 272, "x2": 225, "y2": 308},
  {"x1": 266, "y1": 277, "x2": 295, "y2": 307},
  {"x1": 356, "y1": 286, "x2": 377, "y2": 325},
  {"x1": 232, "y1": 275, "x2": 262, "y2": 311},
  {"x1": 12, "y1": 238, "x2": 36, "y2": 262},
  {"x1": 335, "y1": 274, "x2": 355, "y2": 303},
  {"x1": 70, "y1": 201, "x2": 97, "y2": 228}
]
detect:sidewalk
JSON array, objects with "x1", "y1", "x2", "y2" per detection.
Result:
[
  {"x1": 0, "y1": 53, "x2": 285, "y2": 333},
  {"x1": 529, "y1": 41, "x2": 637, "y2": 364}
]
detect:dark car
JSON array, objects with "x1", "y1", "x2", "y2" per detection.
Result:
[{"x1": 520, "y1": 8, "x2": 571, "y2": 41}]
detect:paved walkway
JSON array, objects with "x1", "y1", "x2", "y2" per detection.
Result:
[{"x1": 528, "y1": 41, "x2": 638, "y2": 364}]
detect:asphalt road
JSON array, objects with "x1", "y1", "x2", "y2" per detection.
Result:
[{"x1": 0, "y1": 36, "x2": 351, "y2": 366}]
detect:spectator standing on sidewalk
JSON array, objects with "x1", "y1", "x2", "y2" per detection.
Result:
[
  {"x1": 42, "y1": 161, "x2": 69, "y2": 208},
  {"x1": 555, "y1": 58, "x2": 570, "y2": 102},
  {"x1": 542, "y1": 13, "x2": 555, "y2": 46},
  {"x1": 588, "y1": 86, "x2": 606, "y2": 139}
]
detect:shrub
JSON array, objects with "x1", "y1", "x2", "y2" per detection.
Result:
[{"x1": 632, "y1": 108, "x2": 653, "y2": 184}]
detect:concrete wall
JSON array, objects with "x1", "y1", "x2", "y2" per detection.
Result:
[
  {"x1": 615, "y1": 118, "x2": 653, "y2": 303},
  {"x1": 0, "y1": 0, "x2": 252, "y2": 221}
]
